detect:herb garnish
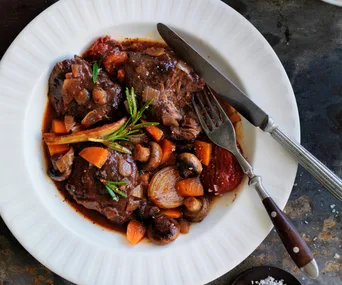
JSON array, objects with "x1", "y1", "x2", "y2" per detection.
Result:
[
  {"x1": 92, "y1": 58, "x2": 103, "y2": 83},
  {"x1": 100, "y1": 179, "x2": 128, "y2": 201},
  {"x1": 89, "y1": 87, "x2": 158, "y2": 154}
]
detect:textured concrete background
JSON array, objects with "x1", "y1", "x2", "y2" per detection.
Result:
[{"x1": 0, "y1": 0, "x2": 341, "y2": 284}]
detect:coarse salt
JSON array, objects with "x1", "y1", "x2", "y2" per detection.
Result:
[{"x1": 251, "y1": 276, "x2": 286, "y2": 285}]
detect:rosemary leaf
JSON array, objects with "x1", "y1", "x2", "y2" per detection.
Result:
[
  {"x1": 103, "y1": 141, "x2": 132, "y2": 154},
  {"x1": 92, "y1": 62, "x2": 99, "y2": 83},
  {"x1": 101, "y1": 179, "x2": 128, "y2": 199},
  {"x1": 128, "y1": 133, "x2": 145, "y2": 138},
  {"x1": 111, "y1": 185, "x2": 128, "y2": 198},
  {"x1": 97, "y1": 88, "x2": 158, "y2": 153},
  {"x1": 132, "y1": 122, "x2": 159, "y2": 129},
  {"x1": 107, "y1": 181, "x2": 128, "y2": 186},
  {"x1": 105, "y1": 185, "x2": 119, "y2": 201},
  {"x1": 134, "y1": 99, "x2": 153, "y2": 124}
]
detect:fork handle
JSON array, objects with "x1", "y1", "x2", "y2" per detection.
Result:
[
  {"x1": 263, "y1": 117, "x2": 342, "y2": 201},
  {"x1": 248, "y1": 175, "x2": 319, "y2": 279},
  {"x1": 233, "y1": 150, "x2": 319, "y2": 278}
]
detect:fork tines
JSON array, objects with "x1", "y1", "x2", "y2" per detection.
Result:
[{"x1": 192, "y1": 86, "x2": 229, "y2": 133}]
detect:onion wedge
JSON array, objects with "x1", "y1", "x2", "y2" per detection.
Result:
[{"x1": 148, "y1": 166, "x2": 184, "y2": 209}]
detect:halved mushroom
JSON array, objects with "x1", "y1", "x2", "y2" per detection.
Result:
[
  {"x1": 48, "y1": 148, "x2": 74, "y2": 182},
  {"x1": 177, "y1": 153, "x2": 203, "y2": 178},
  {"x1": 147, "y1": 215, "x2": 180, "y2": 245},
  {"x1": 183, "y1": 197, "x2": 202, "y2": 212},
  {"x1": 183, "y1": 197, "x2": 209, "y2": 222},
  {"x1": 133, "y1": 144, "x2": 151, "y2": 162},
  {"x1": 48, "y1": 167, "x2": 72, "y2": 182},
  {"x1": 143, "y1": 142, "x2": 162, "y2": 171},
  {"x1": 178, "y1": 218, "x2": 191, "y2": 234}
]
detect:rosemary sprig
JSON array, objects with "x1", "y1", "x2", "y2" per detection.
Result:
[
  {"x1": 89, "y1": 87, "x2": 158, "y2": 153},
  {"x1": 100, "y1": 179, "x2": 128, "y2": 201}
]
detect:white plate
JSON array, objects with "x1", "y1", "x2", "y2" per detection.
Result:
[
  {"x1": 0, "y1": 0, "x2": 300, "y2": 284},
  {"x1": 321, "y1": 0, "x2": 342, "y2": 7}
]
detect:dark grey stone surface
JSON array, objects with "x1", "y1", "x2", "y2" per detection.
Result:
[{"x1": 0, "y1": 0, "x2": 341, "y2": 284}]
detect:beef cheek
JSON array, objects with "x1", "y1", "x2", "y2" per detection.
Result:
[
  {"x1": 48, "y1": 56, "x2": 122, "y2": 126},
  {"x1": 66, "y1": 151, "x2": 139, "y2": 225},
  {"x1": 124, "y1": 49, "x2": 204, "y2": 140}
]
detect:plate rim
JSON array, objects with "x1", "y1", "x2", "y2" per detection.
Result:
[{"x1": 321, "y1": 0, "x2": 342, "y2": 7}]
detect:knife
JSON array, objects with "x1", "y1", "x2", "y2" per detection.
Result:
[{"x1": 157, "y1": 23, "x2": 342, "y2": 201}]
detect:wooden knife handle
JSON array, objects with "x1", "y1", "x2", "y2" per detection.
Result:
[
  {"x1": 234, "y1": 147, "x2": 318, "y2": 278},
  {"x1": 262, "y1": 196, "x2": 313, "y2": 268}
]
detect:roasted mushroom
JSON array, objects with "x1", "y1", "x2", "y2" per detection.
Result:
[
  {"x1": 147, "y1": 215, "x2": 180, "y2": 245},
  {"x1": 183, "y1": 197, "x2": 202, "y2": 212},
  {"x1": 136, "y1": 200, "x2": 160, "y2": 221},
  {"x1": 48, "y1": 167, "x2": 72, "y2": 182},
  {"x1": 48, "y1": 148, "x2": 74, "y2": 182},
  {"x1": 178, "y1": 218, "x2": 191, "y2": 234},
  {"x1": 133, "y1": 142, "x2": 163, "y2": 171},
  {"x1": 143, "y1": 142, "x2": 162, "y2": 171},
  {"x1": 133, "y1": 144, "x2": 151, "y2": 162},
  {"x1": 177, "y1": 153, "x2": 203, "y2": 178},
  {"x1": 183, "y1": 197, "x2": 209, "y2": 222}
]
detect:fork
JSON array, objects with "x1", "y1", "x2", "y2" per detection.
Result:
[{"x1": 192, "y1": 86, "x2": 319, "y2": 279}]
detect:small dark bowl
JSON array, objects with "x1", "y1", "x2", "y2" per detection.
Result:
[{"x1": 232, "y1": 266, "x2": 301, "y2": 285}]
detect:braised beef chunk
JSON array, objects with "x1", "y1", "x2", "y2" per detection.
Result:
[
  {"x1": 66, "y1": 151, "x2": 138, "y2": 225},
  {"x1": 83, "y1": 36, "x2": 128, "y2": 74},
  {"x1": 124, "y1": 49, "x2": 204, "y2": 140},
  {"x1": 98, "y1": 151, "x2": 138, "y2": 187},
  {"x1": 135, "y1": 200, "x2": 160, "y2": 221},
  {"x1": 170, "y1": 110, "x2": 202, "y2": 141},
  {"x1": 48, "y1": 56, "x2": 122, "y2": 127}
]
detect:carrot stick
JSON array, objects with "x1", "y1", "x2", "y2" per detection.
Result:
[
  {"x1": 79, "y1": 147, "x2": 110, "y2": 168},
  {"x1": 47, "y1": 144, "x2": 70, "y2": 156},
  {"x1": 126, "y1": 220, "x2": 146, "y2": 245},
  {"x1": 160, "y1": 139, "x2": 176, "y2": 165},
  {"x1": 52, "y1": 120, "x2": 67, "y2": 134},
  {"x1": 229, "y1": 112, "x2": 241, "y2": 124},
  {"x1": 194, "y1": 140, "x2": 212, "y2": 166},
  {"x1": 43, "y1": 117, "x2": 127, "y2": 145},
  {"x1": 161, "y1": 209, "x2": 182, "y2": 219},
  {"x1": 145, "y1": 125, "x2": 163, "y2": 142},
  {"x1": 176, "y1": 177, "x2": 204, "y2": 197}
]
